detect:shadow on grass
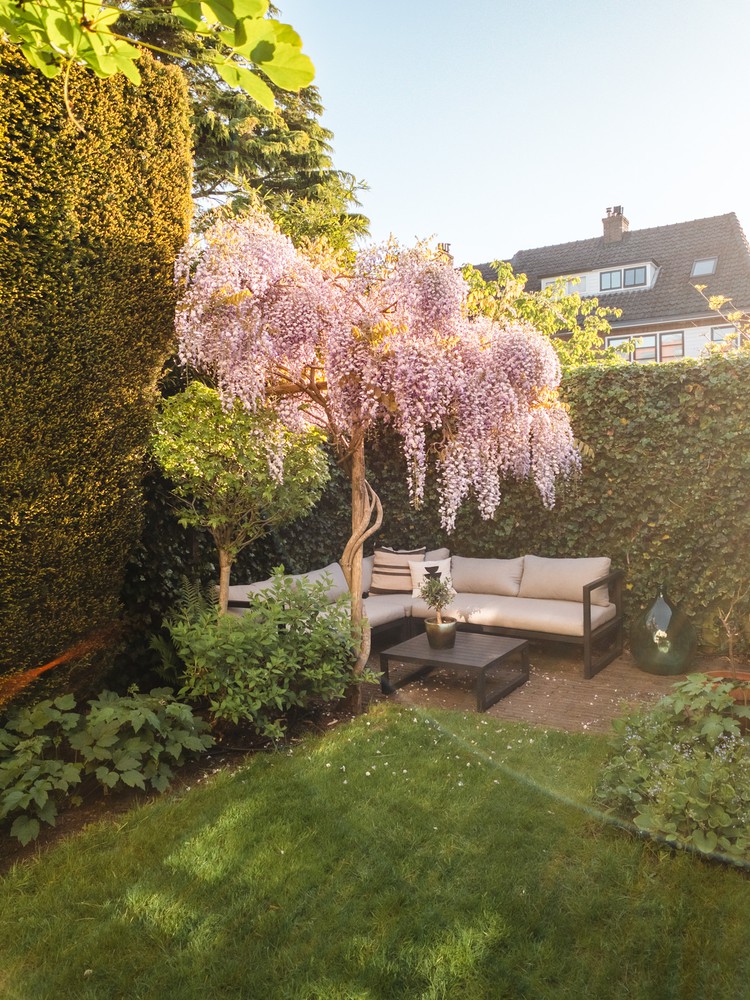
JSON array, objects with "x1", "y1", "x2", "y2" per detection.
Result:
[{"x1": 2, "y1": 704, "x2": 750, "y2": 999}]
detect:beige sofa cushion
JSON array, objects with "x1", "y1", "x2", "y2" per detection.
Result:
[
  {"x1": 370, "y1": 547, "x2": 425, "y2": 594},
  {"x1": 228, "y1": 562, "x2": 349, "y2": 607},
  {"x1": 518, "y1": 555, "x2": 611, "y2": 607},
  {"x1": 363, "y1": 594, "x2": 413, "y2": 627},
  {"x1": 362, "y1": 555, "x2": 374, "y2": 594},
  {"x1": 292, "y1": 562, "x2": 350, "y2": 601},
  {"x1": 409, "y1": 593, "x2": 616, "y2": 637},
  {"x1": 450, "y1": 555, "x2": 524, "y2": 597},
  {"x1": 425, "y1": 547, "x2": 451, "y2": 562},
  {"x1": 227, "y1": 579, "x2": 276, "y2": 605}
]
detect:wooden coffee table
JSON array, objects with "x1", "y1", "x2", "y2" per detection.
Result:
[{"x1": 379, "y1": 631, "x2": 530, "y2": 712}]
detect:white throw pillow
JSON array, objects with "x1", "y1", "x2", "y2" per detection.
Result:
[{"x1": 409, "y1": 558, "x2": 452, "y2": 598}]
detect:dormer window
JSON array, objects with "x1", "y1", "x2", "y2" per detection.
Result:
[
  {"x1": 543, "y1": 260, "x2": 655, "y2": 296},
  {"x1": 691, "y1": 257, "x2": 717, "y2": 277},
  {"x1": 599, "y1": 265, "x2": 648, "y2": 291},
  {"x1": 600, "y1": 269, "x2": 622, "y2": 290},
  {"x1": 624, "y1": 266, "x2": 647, "y2": 287}
]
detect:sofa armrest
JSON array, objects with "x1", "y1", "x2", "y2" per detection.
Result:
[{"x1": 582, "y1": 569, "x2": 624, "y2": 629}]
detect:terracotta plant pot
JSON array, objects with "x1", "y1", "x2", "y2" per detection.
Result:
[
  {"x1": 703, "y1": 670, "x2": 750, "y2": 705},
  {"x1": 425, "y1": 618, "x2": 457, "y2": 649}
]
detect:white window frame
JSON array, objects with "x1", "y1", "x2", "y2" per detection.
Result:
[{"x1": 691, "y1": 257, "x2": 717, "y2": 277}]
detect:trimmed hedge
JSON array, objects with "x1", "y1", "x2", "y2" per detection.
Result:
[{"x1": 0, "y1": 46, "x2": 192, "y2": 692}]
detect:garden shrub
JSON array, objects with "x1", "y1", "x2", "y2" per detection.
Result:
[
  {"x1": 0, "y1": 45, "x2": 192, "y2": 694},
  {"x1": 0, "y1": 689, "x2": 212, "y2": 845},
  {"x1": 594, "y1": 674, "x2": 750, "y2": 861},
  {"x1": 164, "y1": 571, "x2": 358, "y2": 740}
]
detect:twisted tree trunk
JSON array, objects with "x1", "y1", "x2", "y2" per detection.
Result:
[{"x1": 340, "y1": 436, "x2": 382, "y2": 713}]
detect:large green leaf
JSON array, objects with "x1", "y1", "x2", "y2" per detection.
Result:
[
  {"x1": 228, "y1": 0, "x2": 268, "y2": 18},
  {"x1": 170, "y1": 0, "x2": 202, "y2": 31},
  {"x1": 232, "y1": 13, "x2": 274, "y2": 50},
  {"x1": 10, "y1": 814, "x2": 41, "y2": 846},
  {"x1": 215, "y1": 59, "x2": 274, "y2": 108},
  {"x1": 258, "y1": 40, "x2": 314, "y2": 91}
]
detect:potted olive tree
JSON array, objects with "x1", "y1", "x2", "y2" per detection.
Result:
[{"x1": 420, "y1": 575, "x2": 457, "y2": 649}]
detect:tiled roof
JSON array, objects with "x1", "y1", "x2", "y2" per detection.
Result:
[{"x1": 477, "y1": 213, "x2": 750, "y2": 328}]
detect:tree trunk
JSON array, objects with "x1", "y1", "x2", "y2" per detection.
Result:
[
  {"x1": 340, "y1": 436, "x2": 383, "y2": 713},
  {"x1": 217, "y1": 548, "x2": 232, "y2": 614}
]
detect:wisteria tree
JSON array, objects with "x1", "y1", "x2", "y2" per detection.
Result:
[{"x1": 176, "y1": 213, "x2": 580, "y2": 679}]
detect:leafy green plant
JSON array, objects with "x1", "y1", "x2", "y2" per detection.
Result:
[
  {"x1": 69, "y1": 688, "x2": 214, "y2": 794},
  {"x1": 594, "y1": 674, "x2": 750, "y2": 860},
  {"x1": 419, "y1": 575, "x2": 456, "y2": 624},
  {"x1": 0, "y1": 689, "x2": 213, "y2": 845},
  {"x1": 0, "y1": 695, "x2": 83, "y2": 846},
  {"x1": 165, "y1": 569, "x2": 358, "y2": 740}
]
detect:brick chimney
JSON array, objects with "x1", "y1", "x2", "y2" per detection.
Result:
[
  {"x1": 602, "y1": 206, "x2": 629, "y2": 243},
  {"x1": 437, "y1": 242, "x2": 454, "y2": 265}
]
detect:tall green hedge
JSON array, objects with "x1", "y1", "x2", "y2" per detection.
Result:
[
  {"x1": 275, "y1": 354, "x2": 750, "y2": 651},
  {"x1": 0, "y1": 46, "x2": 192, "y2": 692}
]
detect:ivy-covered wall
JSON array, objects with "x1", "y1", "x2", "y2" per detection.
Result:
[
  {"x1": 278, "y1": 353, "x2": 750, "y2": 651},
  {"x1": 0, "y1": 47, "x2": 192, "y2": 692}
]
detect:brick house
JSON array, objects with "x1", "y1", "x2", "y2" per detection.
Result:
[{"x1": 479, "y1": 208, "x2": 750, "y2": 362}]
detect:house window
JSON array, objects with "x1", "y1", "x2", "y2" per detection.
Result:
[
  {"x1": 711, "y1": 325, "x2": 739, "y2": 347},
  {"x1": 606, "y1": 336, "x2": 632, "y2": 356},
  {"x1": 691, "y1": 257, "x2": 717, "y2": 277},
  {"x1": 600, "y1": 269, "x2": 622, "y2": 291},
  {"x1": 660, "y1": 331, "x2": 684, "y2": 360},
  {"x1": 633, "y1": 334, "x2": 657, "y2": 363},
  {"x1": 623, "y1": 266, "x2": 647, "y2": 287}
]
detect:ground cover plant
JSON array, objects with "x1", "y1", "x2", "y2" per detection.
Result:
[
  {"x1": 0, "y1": 689, "x2": 212, "y2": 846},
  {"x1": 2, "y1": 704, "x2": 750, "y2": 1000},
  {"x1": 594, "y1": 673, "x2": 750, "y2": 860}
]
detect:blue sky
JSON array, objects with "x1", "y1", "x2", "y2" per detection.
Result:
[{"x1": 278, "y1": 0, "x2": 750, "y2": 269}]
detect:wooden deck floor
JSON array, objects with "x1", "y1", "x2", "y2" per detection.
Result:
[{"x1": 368, "y1": 642, "x2": 721, "y2": 734}]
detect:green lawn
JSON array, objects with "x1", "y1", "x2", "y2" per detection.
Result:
[{"x1": 2, "y1": 703, "x2": 750, "y2": 1000}]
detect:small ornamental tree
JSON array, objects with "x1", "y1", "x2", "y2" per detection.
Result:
[
  {"x1": 152, "y1": 381, "x2": 329, "y2": 612},
  {"x1": 176, "y1": 214, "x2": 580, "y2": 686}
]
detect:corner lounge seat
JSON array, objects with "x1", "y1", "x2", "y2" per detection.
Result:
[
  {"x1": 408, "y1": 594, "x2": 617, "y2": 636},
  {"x1": 228, "y1": 551, "x2": 624, "y2": 680}
]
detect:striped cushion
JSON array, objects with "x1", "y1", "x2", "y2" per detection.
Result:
[{"x1": 370, "y1": 547, "x2": 426, "y2": 594}]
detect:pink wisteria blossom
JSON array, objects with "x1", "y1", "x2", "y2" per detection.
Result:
[{"x1": 176, "y1": 213, "x2": 579, "y2": 534}]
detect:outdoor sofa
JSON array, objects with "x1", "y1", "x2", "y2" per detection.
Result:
[{"x1": 227, "y1": 549, "x2": 624, "y2": 680}]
